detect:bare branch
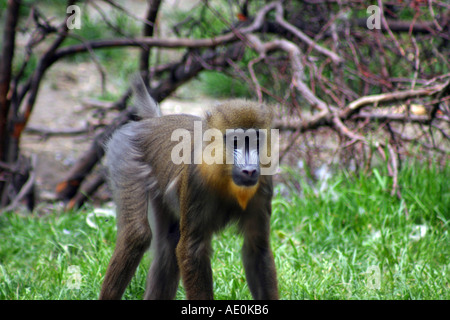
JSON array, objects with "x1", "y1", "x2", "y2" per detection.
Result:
[
  {"x1": 140, "y1": 0, "x2": 162, "y2": 84},
  {"x1": 25, "y1": 124, "x2": 90, "y2": 137},
  {"x1": 102, "y1": 0, "x2": 157, "y2": 28},
  {"x1": 353, "y1": 112, "x2": 449, "y2": 124},
  {"x1": 246, "y1": 34, "x2": 329, "y2": 111},
  {"x1": 273, "y1": 2, "x2": 344, "y2": 65},
  {"x1": 341, "y1": 80, "x2": 450, "y2": 118},
  {"x1": 54, "y1": 1, "x2": 281, "y2": 61},
  {"x1": 378, "y1": 0, "x2": 405, "y2": 56}
]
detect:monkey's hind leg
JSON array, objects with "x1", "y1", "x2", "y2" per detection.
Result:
[
  {"x1": 144, "y1": 203, "x2": 180, "y2": 299},
  {"x1": 100, "y1": 218, "x2": 152, "y2": 299},
  {"x1": 99, "y1": 185, "x2": 152, "y2": 299}
]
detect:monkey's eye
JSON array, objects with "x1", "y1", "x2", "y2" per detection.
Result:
[
  {"x1": 224, "y1": 132, "x2": 241, "y2": 151},
  {"x1": 225, "y1": 130, "x2": 263, "y2": 150}
]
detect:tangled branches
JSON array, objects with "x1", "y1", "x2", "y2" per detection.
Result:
[{"x1": 0, "y1": 0, "x2": 448, "y2": 211}]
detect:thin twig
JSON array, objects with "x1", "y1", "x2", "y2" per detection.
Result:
[{"x1": 273, "y1": 2, "x2": 344, "y2": 65}]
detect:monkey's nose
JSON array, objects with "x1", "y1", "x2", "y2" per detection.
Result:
[
  {"x1": 232, "y1": 165, "x2": 260, "y2": 187},
  {"x1": 242, "y1": 168, "x2": 257, "y2": 177}
]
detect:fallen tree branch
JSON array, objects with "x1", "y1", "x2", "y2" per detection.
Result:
[
  {"x1": 353, "y1": 112, "x2": 449, "y2": 124},
  {"x1": 341, "y1": 80, "x2": 450, "y2": 118},
  {"x1": 65, "y1": 172, "x2": 105, "y2": 211},
  {"x1": 24, "y1": 124, "x2": 90, "y2": 137},
  {"x1": 352, "y1": 18, "x2": 449, "y2": 35},
  {"x1": 332, "y1": 114, "x2": 365, "y2": 142},
  {"x1": 273, "y1": 110, "x2": 331, "y2": 132}
]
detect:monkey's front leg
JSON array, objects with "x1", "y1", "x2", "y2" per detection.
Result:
[
  {"x1": 241, "y1": 210, "x2": 279, "y2": 300},
  {"x1": 176, "y1": 231, "x2": 214, "y2": 300},
  {"x1": 242, "y1": 237, "x2": 279, "y2": 300}
]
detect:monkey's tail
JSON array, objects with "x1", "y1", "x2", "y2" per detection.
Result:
[{"x1": 131, "y1": 75, "x2": 162, "y2": 119}]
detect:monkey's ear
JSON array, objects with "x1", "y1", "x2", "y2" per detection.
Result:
[{"x1": 205, "y1": 110, "x2": 212, "y2": 121}]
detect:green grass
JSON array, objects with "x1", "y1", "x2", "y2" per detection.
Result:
[
  {"x1": 273, "y1": 162, "x2": 449, "y2": 299},
  {"x1": 0, "y1": 162, "x2": 448, "y2": 300}
]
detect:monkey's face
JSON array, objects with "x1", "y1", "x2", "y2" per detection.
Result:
[
  {"x1": 201, "y1": 100, "x2": 274, "y2": 210},
  {"x1": 224, "y1": 129, "x2": 264, "y2": 187}
]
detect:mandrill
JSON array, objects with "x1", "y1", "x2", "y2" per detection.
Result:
[{"x1": 100, "y1": 78, "x2": 279, "y2": 300}]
